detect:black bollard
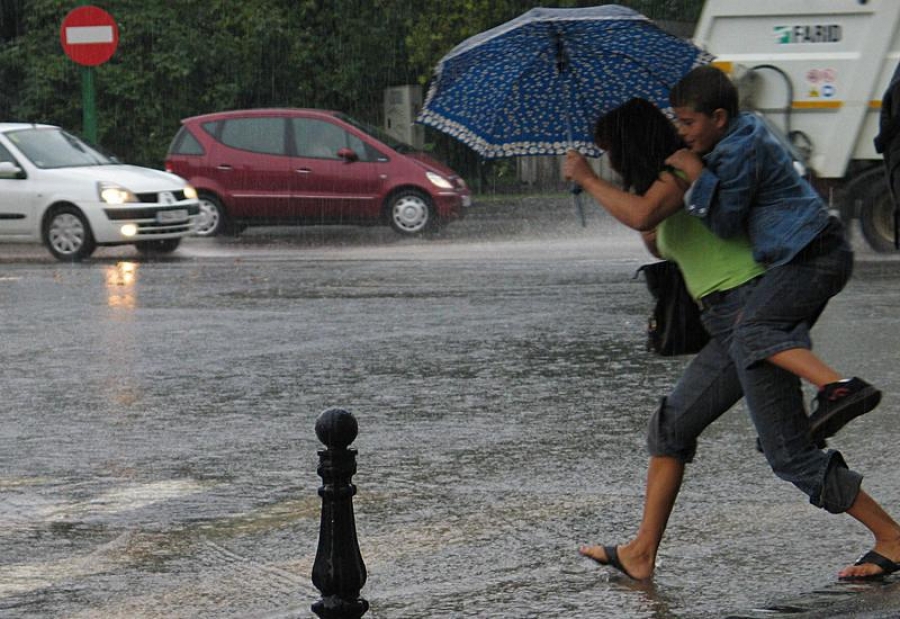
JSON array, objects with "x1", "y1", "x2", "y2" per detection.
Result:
[{"x1": 311, "y1": 408, "x2": 369, "y2": 619}]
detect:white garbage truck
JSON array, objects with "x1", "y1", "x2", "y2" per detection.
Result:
[{"x1": 692, "y1": 0, "x2": 900, "y2": 251}]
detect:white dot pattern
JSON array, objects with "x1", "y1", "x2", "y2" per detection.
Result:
[{"x1": 418, "y1": 6, "x2": 715, "y2": 159}]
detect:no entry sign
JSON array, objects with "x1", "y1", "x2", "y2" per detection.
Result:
[{"x1": 60, "y1": 6, "x2": 119, "y2": 66}]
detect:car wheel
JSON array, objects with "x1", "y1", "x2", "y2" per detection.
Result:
[
  {"x1": 135, "y1": 238, "x2": 182, "y2": 254},
  {"x1": 195, "y1": 193, "x2": 225, "y2": 237},
  {"x1": 388, "y1": 190, "x2": 434, "y2": 235},
  {"x1": 43, "y1": 206, "x2": 96, "y2": 262}
]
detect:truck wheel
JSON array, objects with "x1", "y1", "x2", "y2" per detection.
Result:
[{"x1": 858, "y1": 170, "x2": 899, "y2": 253}]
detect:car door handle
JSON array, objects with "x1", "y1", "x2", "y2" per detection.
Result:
[
  {"x1": 216, "y1": 164, "x2": 233, "y2": 171},
  {"x1": 295, "y1": 168, "x2": 313, "y2": 174}
]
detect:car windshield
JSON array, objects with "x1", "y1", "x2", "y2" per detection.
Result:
[
  {"x1": 335, "y1": 112, "x2": 415, "y2": 154},
  {"x1": 5, "y1": 127, "x2": 116, "y2": 169}
]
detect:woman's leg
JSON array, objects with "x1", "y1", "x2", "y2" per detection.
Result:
[
  {"x1": 715, "y1": 274, "x2": 898, "y2": 578},
  {"x1": 582, "y1": 338, "x2": 742, "y2": 579},
  {"x1": 580, "y1": 455, "x2": 684, "y2": 580},
  {"x1": 839, "y1": 489, "x2": 900, "y2": 579},
  {"x1": 738, "y1": 352, "x2": 864, "y2": 511}
]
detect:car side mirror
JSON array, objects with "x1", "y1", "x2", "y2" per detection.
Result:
[
  {"x1": 337, "y1": 148, "x2": 358, "y2": 163},
  {"x1": 0, "y1": 161, "x2": 24, "y2": 179}
]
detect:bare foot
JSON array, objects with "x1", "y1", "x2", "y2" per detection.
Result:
[
  {"x1": 579, "y1": 543, "x2": 655, "y2": 580},
  {"x1": 838, "y1": 540, "x2": 900, "y2": 580}
]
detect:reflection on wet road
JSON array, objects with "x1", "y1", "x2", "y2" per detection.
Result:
[{"x1": 1, "y1": 199, "x2": 898, "y2": 617}]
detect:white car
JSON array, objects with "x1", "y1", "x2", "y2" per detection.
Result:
[{"x1": 0, "y1": 123, "x2": 200, "y2": 261}]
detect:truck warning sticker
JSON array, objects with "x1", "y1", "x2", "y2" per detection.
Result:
[
  {"x1": 774, "y1": 25, "x2": 842, "y2": 44},
  {"x1": 805, "y1": 68, "x2": 838, "y2": 99}
]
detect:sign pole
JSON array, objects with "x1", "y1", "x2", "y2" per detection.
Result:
[
  {"x1": 60, "y1": 5, "x2": 118, "y2": 144},
  {"x1": 82, "y1": 65, "x2": 97, "y2": 144}
]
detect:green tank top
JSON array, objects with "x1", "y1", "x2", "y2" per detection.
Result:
[{"x1": 657, "y1": 209, "x2": 765, "y2": 300}]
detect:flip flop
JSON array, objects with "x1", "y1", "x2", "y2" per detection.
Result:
[
  {"x1": 581, "y1": 544, "x2": 637, "y2": 580},
  {"x1": 841, "y1": 550, "x2": 900, "y2": 580}
]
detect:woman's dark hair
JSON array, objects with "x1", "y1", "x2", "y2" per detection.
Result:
[{"x1": 594, "y1": 98, "x2": 683, "y2": 194}]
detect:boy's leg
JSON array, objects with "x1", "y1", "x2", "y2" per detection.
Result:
[
  {"x1": 771, "y1": 348, "x2": 882, "y2": 443},
  {"x1": 731, "y1": 230, "x2": 852, "y2": 369},
  {"x1": 731, "y1": 234, "x2": 879, "y2": 441},
  {"x1": 768, "y1": 348, "x2": 841, "y2": 388}
]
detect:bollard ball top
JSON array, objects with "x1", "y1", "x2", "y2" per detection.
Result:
[{"x1": 315, "y1": 408, "x2": 358, "y2": 448}]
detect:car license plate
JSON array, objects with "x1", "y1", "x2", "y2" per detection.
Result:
[
  {"x1": 462, "y1": 195, "x2": 472, "y2": 207},
  {"x1": 156, "y1": 209, "x2": 188, "y2": 223}
]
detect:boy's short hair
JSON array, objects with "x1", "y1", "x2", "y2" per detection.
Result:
[{"x1": 669, "y1": 65, "x2": 739, "y2": 120}]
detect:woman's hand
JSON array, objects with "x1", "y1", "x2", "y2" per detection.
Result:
[{"x1": 563, "y1": 150, "x2": 596, "y2": 185}]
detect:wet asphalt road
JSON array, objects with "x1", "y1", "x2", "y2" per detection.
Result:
[{"x1": 1, "y1": 196, "x2": 899, "y2": 618}]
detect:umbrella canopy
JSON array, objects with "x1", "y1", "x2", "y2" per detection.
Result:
[{"x1": 417, "y1": 5, "x2": 714, "y2": 158}]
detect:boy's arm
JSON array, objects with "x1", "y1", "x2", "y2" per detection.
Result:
[
  {"x1": 665, "y1": 149, "x2": 703, "y2": 181},
  {"x1": 668, "y1": 145, "x2": 757, "y2": 239}
]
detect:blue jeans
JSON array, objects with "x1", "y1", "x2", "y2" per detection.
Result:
[
  {"x1": 731, "y1": 217, "x2": 854, "y2": 368},
  {"x1": 647, "y1": 277, "x2": 862, "y2": 513}
]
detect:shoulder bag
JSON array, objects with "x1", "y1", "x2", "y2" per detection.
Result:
[{"x1": 638, "y1": 261, "x2": 709, "y2": 356}]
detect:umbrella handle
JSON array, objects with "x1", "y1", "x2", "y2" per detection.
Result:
[{"x1": 572, "y1": 186, "x2": 586, "y2": 227}]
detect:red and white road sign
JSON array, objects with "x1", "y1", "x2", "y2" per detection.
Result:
[{"x1": 60, "y1": 6, "x2": 119, "y2": 67}]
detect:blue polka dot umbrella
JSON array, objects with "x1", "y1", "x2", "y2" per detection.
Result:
[{"x1": 417, "y1": 5, "x2": 714, "y2": 159}]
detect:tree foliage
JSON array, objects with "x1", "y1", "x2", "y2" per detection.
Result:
[{"x1": 0, "y1": 0, "x2": 703, "y2": 168}]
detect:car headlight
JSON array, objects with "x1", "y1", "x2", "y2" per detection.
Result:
[
  {"x1": 426, "y1": 171, "x2": 454, "y2": 190},
  {"x1": 99, "y1": 182, "x2": 138, "y2": 204},
  {"x1": 183, "y1": 184, "x2": 198, "y2": 200}
]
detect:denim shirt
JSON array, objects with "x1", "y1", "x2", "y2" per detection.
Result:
[{"x1": 685, "y1": 112, "x2": 829, "y2": 267}]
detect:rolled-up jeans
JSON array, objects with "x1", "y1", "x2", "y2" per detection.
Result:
[{"x1": 648, "y1": 279, "x2": 862, "y2": 513}]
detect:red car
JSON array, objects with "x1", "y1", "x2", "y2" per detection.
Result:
[{"x1": 164, "y1": 108, "x2": 470, "y2": 237}]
